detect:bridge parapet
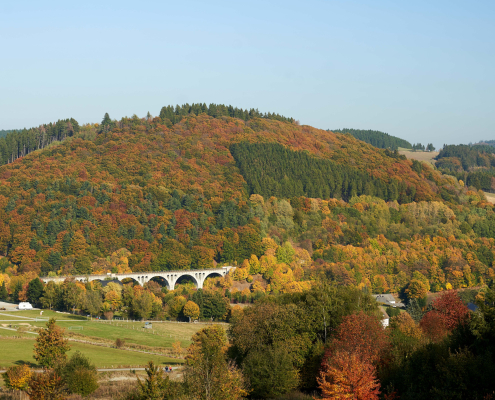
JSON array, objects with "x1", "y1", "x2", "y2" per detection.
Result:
[{"x1": 40, "y1": 266, "x2": 234, "y2": 289}]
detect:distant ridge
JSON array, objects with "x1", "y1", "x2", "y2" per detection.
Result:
[
  {"x1": 0, "y1": 129, "x2": 16, "y2": 139},
  {"x1": 473, "y1": 140, "x2": 495, "y2": 147},
  {"x1": 331, "y1": 128, "x2": 412, "y2": 150}
]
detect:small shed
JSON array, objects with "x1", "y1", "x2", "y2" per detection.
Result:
[{"x1": 18, "y1": 302, "x2": 33, "y2": 310}]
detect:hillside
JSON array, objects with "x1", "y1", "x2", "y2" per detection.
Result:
[
  {"x1": 1, "y1": 108, "x2": 495, "y2": 299},
  {"x1": 435, "y1": 144, "x2": 495, "y2": 192},
  {"x1": 331, "y1": 128, "x2": 412, "y2": 150}
]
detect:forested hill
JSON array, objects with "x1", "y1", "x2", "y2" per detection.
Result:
[
  {"x1": 435, "y1": 143, "x2": 495, "y2": 192},
  {"x1": 331, "y1": 128, "x2": 412, "y2": 150},
  {"x1": 473, "y1": 140, "x2": 495, "y2": 147},
  {"x1": 0, "y1": 108, "x2": 463, "y2": 278}
]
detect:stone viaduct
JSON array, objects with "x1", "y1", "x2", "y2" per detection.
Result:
[{"x1": 40, "y1": 266, "x2": 235, "y2": 290}]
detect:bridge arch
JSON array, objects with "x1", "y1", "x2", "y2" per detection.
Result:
[
  {"x1": 174, "y1": 274, "x2": 199, "y2": 289},
  {"x1": 204, "y1": 271, "x2": 223, "y2": 280},
  {"x1": 148, "y1": 276, "x2": 171, "y2": 290},
  {"x1": 121, "y1": 277, "x2": 141, "y2": 286}
]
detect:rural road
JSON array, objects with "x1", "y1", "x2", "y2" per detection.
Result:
[{"x1": 0, "y1": 367, "x2": 180, "y2": 373}]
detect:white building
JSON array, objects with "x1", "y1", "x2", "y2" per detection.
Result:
[{"x1": 18, "y1": 302, "x2": 33, "y2": 310}]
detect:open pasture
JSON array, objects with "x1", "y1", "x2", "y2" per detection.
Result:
[
  {"x1": 0, "y1": 310, "x2": 227, "y2": 347},
  {"x1": 0, "y1": 339, "x2": 183, "y2": 368},
  {"x1": 0, "y1": 309, "x2": 87, "y2": 320},
  {"x1": 399, "y1": 149, "x2": 438, "y2": 166}
]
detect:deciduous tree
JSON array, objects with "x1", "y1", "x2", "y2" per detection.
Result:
[
  {"x1": 318, "y1": 351, "x2": 381, "y2": 400},
  {"x1": 34, "y1": 318, "x2": 70, "y2": 367},
  {"x1": 183, "y1": 300, "x2": 200, "y2": 322}
]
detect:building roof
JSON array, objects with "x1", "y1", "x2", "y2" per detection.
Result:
[{"x1": 373, "y1": 294, "x2": 405, "y2": 308}]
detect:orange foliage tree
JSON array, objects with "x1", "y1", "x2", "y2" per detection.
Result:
[{"x1": 318, "y1": 351, "x2": 380, "y2": 400}]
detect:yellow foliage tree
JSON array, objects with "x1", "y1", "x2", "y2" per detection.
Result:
[
  {"x1": 405, "y1": 279, "x2": 428, "y2": 300},
  {"x1": 3, "y1": 364, "x2": 32, "y2": 391},
  {"x1": 183, "y1": 300, "x2": 200, "y2": 322}
]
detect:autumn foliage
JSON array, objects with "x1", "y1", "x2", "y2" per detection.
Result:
[
  {"x1": 2, "y1": 364, "x2": 32, "y2": 391},
  {"x1": 318, "y1": 312, "x2": 389, "y2": 399},
  {"x1": 318, "y1": 351, "x2": 381, "y2": 400},
  {"x1": 33, "y1": 318, "x2": 70, "y2": 367},
  {"x1": 431, "y1": 290, "x2": 470, "y2": 330}
]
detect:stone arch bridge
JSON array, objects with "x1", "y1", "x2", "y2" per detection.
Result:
[{"x1": 40, "y1": 266, "x2": 234, "y2": 290}]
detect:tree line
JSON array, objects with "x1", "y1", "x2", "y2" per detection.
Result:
[
  {"x1": 331, "y1": 128, "x2": 412, "y2": 150},
  {"x1": 157, "y1": 103, "x2": 294, "y2": 128},
  {"x1": 0, "y1": 118, "x2": 81, "y2": 165}
]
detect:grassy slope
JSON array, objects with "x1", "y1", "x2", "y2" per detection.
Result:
[{"x1": 399, "y1": 149, "x2": 439, "y2": 166}]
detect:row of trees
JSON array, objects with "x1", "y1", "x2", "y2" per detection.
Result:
[
  {"x1": 157, "y1": 103, "x2": 294, "y2": 127},
  {"x1": 0, "y1": 118, "x2": 83, "y2": 165}
]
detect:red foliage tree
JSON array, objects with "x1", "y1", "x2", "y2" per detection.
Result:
[
  {"x1": 420, "y1": 311, "x2": 448, "y2": 342},
  {"x1": 328, "y1": 311, "x2": 390, "y2": 365},
  {"x1": 432, "y1": 290, "x2": 469, "y2": 330}
]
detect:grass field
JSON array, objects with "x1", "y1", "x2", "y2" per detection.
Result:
[
  {"x1": 0, "y1": 310, "x2": 216, "y2": 348},
  {"x1": 0, "y1": 339, "x2": 183, "y2": 368},
  {"x1": 0, "y1": 309, "x2": 87, "y2": 320},
  {"x1": 398, "y1": 149, "x2": 438, "y2": 166},
  {"x1": 0, "y1": 308, "x2": 226, "y2": 373}
]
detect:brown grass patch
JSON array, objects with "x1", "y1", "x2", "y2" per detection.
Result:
[{"x1": 399, "y1": 150, "x2": 438, "y2": 166}]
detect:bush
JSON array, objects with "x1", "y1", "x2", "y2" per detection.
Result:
[
  {"x1": 116, "y1": 338, "x2": 125, "y2": 348},
  {"x1": 27, "y1": 369, "x2": 65, "y2": 400},
  {"x1": 104, "y1": 311, "x2": 114, "y2": 320},
  {"x1": 57, "y1": 351, "x2": 98, "y2": 396},
  {"x1": 386, "y1": 306, "x2": 401, "y2": 318}
]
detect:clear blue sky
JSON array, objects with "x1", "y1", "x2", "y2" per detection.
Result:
[{"x1": 1, "y1": 0, "x2": 494, "y2": 149}]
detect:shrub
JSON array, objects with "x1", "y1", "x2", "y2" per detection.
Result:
[
  {"x1": 104, "y1": 311, "x2": 114, "y2": 320},
  {"x1": 2, "y1": 364, "x2": 32, "y2": 391},
  {"x1": 116, "y1": 338, "x2": 125, "y2": 348},
  {"x1": 27, "y1": 369, "x2": 66, "y2": 400},
  {"x1": 57, "y1": 351, "x2": 98, "y2": 396}
]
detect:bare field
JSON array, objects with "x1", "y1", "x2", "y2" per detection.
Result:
[
  {"x1": 399, "y1": 149, "x2": 438, "y2": 166},
  {"x1": 484, "y1": 192, "x2": 495, "y2": 204}
]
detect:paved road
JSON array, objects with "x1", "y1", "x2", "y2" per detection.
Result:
[{"x1": 0, "y1": 301, "x2": 20, "y2": 311}]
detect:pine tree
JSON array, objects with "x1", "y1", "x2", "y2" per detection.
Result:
[
  {"x1": 27, "y1": 278, "x2": 44, "y2": 306},
  {"x1": 0, "y1": 282, "x2": 7, "y2": 301}
]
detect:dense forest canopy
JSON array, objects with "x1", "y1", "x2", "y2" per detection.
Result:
[
  {"x1": 331, "y1": 128, "x2": 412, "y2": 150},
  {"x1": 231, "y1": 142, "x2": 418, "y2": 203},
  {"x1": 435, "y1": 144, "x2": 495, "y2": 192}
]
